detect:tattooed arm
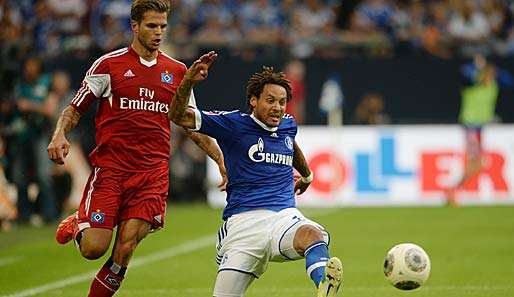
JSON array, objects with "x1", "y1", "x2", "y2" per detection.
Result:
[
  {"x1": 169, "y1": 52, "x2": 227, "y2": 188},
  {"x1": 47, "y1": 106, "x2": 82, "y2": 165},
  {"x1": 169, "y1": 51, "x2": 217, "y2": 129},
  {"x1": 168, "y1": 78, "x2": 197, "y2": 129},
  {"x1": 293, "y1": 140, "x2": 313, "y2": 195},
  {"x1": 184, "y1": 129, "x2": 228, "y2": 190}
]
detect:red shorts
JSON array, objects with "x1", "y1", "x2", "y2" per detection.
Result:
[{"x1": 77, "y1": 166, "x2": 169, "y2": 231}]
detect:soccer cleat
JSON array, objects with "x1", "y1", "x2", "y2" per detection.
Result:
[
  {"x1": 55, "y1": 211, "x2": 79, "y2": 244},
  {"x1": 317, "y1": 257, "x2": 343, "y2": 297}
]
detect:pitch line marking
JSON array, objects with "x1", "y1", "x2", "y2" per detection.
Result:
[
  {"x1": 0, "y1": 236, "x2": 214, "y2": 297},
  {"x1": 1, "y1": 209, "x2": 340, "y2": 297},
  {"x1": 0, "y1": 256, "x2": 22, "y2": 267}
]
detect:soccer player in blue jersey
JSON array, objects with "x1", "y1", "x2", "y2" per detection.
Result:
[{"x1": 169, "y1": 51, "x2": 343, "y2": 297}]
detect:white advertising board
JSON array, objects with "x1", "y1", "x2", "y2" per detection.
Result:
[{"x1": 207, "y1": 125, "x2": 514, "y2": 208}]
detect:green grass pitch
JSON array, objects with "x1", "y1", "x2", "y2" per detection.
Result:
[{"x1": 0, "y1": 204, "x2": 513, "y2": 297}]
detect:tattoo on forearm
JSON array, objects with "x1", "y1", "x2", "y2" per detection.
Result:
[
  {"x1": 293, "y1": 141, "x2": 311, "y2": 177},
  {"x1": 186, "y1": 130, "x2": 223, "y2": 164},
  {"x1": 206, "y1": 145, "x2": 223, "y2": 164},
  {"x1": 169, "y1": 78, "x2": 193, "y2": 122},
  {"x1": 53, "y1": 106, "x2": 81, "y2": 137}
]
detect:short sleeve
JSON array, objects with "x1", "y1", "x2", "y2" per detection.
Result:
[
  {"x1": 70, "y1": 57, "x2": 111, "y2": 114},
  {"x1": 188, "y1": 90, "x2": 197, "y2": 108},
  {"x1": 193, "y1": 110, "x2": 239, "y2": 141}
]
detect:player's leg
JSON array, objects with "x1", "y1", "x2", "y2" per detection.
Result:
[
  {"x1": 271, "y1": 209, "x2": 342, "y2": 296},
  {"x1": 88, "y1": 218, "x2": 150, "y2": 297},
  {"x1": 80, "y1": 228, "x2": 113, "y2": 259},
  {"x1": 213, "y1": 269, "x2": 255, "y2": 297},
  {"x1": 214, "y1": 210, "x2": 276, "y2": 296},
  {"x1": 446, "y1": 126, "x2": 483, "y2": 206},
  {"x1": 86, "y1": 167, "x2": 168, "y2": 296},
  {"x1": 293, "y1": 225, "x2": 342, "y2": 297},
  {"x1": 56, "y1": 167, "x2": 120, "y2": 259},
  {"x1": 58, "y1": 215, "x2": 113, "y2": 260},
  {"x1": 56, "y1": 212, "x2": 113, "y2": 259},
  {"x1": 461, "y1": 127, "x2": 483, "y2": 183},
  {"x1": 293, "y1": 226, "x2": 338, "y2": 284}
]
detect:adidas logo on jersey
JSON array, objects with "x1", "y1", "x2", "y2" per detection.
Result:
[{"x1": 124, "y1": 69, "x2": 135, "y2": 77}]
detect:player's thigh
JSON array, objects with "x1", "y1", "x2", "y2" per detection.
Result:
[
  {"x1": 213, "y1": 269, "x2": 255, "y2": 297},
  {"x1": 216, "y1": 210, "x2": 276, "y2": 277},
  {"x1": 77, "y1": 167, "x2": 124, "y2": 231},
  {"x1": 119, "y1": 167, "x2": 169, "y2": 231},
  {"x1": 270, "y1": 208, "x2": 330, "y2": 261}
]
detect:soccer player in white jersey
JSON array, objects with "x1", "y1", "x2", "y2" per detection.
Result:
[{"x1": 169, "y1": 52, "x2": 343, "y2": 297}]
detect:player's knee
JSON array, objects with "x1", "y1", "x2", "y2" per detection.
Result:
[
  {"x1": 81, "y1": 242, "x2": 109, "y2": 260},
  {"x1": 79, "y1": 228, "x2": 112, "y2": 260},
  {"x1": 294, "y1": 225, "x2": 325, "y2": 255},
  {"x1": 299, "y1": 224, "x2": 324, "y2": 242}
]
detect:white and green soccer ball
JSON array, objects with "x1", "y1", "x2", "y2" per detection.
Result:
[{"x1": 383, "y1": 243, "x2": 431, "y2": 290}]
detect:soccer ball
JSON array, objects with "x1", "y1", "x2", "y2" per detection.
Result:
[{"x1": 383, "y1": 243, "x2": 431, "y2": 290}]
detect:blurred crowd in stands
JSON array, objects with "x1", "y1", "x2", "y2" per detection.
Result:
[
  {"x1": 1, "y1": 0, "x2": 514, "y2": 61},
  {"x1": 1, "y1": 0, "x2": 514, "y2": 230}
]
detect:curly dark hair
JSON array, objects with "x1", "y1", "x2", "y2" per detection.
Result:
[
  {"x1": 131, "y1": 0, "x2": 171, "y2": 24},
  {"x1": 246, "y1": 66, "x2": 292, "y2": 112}
]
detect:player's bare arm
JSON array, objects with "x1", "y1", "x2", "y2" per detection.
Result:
[
  {"x1": 169, "y1": 78, "x2": 196, "y2": 128},
  {"x1": 184, "y1": 129, "x2": 228, "y2": 190},
  {"x1": 293, "y1": 140, "x2": 313, "y2": 195},
  {"x1": 47, "y1": 106, "x2": 81, "y2": 165},
  {"x1": 169, "y1": 51, "x2": 217, "y2": 128}
]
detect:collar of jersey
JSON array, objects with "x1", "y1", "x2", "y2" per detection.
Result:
[
  {"x1": 128, "y1": 46, "x2": 157, "y2": 67},
  {"x1": 139, "y1": 56, "x2": 157, "y2": 67},
  {"x1": 250, "y1": 114, "x2": 278, "y2": 132}
]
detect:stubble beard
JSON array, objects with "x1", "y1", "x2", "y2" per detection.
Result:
[{"x1": 138, "y1": 35, "x2": 158, "y2": 53}]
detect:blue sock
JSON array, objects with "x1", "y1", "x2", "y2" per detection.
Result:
[{"x1": 304, "y1": 241, "x2": 329, "y2": 287}]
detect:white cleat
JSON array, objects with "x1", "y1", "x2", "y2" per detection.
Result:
[{"x1": 317, "y1": 257, "x2": 343, "y2": 297}]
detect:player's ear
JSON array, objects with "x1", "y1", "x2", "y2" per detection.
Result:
[
  {"x1": 131, "y1": 20, "x2": 138, "y2": 34},
  {"x1": 250, "y1": 96, "x2": 258, "y2": 109}
]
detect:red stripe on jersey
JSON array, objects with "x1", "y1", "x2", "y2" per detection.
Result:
[{"x1": 71, "y1": 82, "x2": 88, "y2": 105}]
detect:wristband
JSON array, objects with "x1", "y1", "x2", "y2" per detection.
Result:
[{"x1": 301, "y1": 172, "x2": 314, "y2": 183}]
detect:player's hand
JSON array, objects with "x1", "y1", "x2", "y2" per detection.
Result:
[
  {"x1": 217, "y1": 163, "x2": 228, "y2": 191},
  {"x1": 47, "y1": 133, "x2": 70, "y2": 165},
  {"x1": 185, "y1": 51, "x2": 217, "y2": 84},
  {"x1": 294, "y1": 175, "x2": 311, "y2": 196}
]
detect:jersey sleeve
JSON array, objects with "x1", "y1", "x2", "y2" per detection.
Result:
[
  {"x1": 188, "y1": 90, "x2": 197, "y2": 108},
  {"x1": 192, "y1": 110, "x2": 238, "y2": 140},
  {"x1": 70, "y1": 58, "x2": 111, "y2": 114}
]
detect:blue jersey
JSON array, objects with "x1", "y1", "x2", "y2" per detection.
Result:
[{"x1": 194, "y1": 110, "x2": 297, "y2": 219}]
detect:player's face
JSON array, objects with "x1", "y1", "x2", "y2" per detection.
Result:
[
  {"x1": 133, "y1": 11, "x2": 168, "y2": 52},
  {"x1": 251, "y1": 84, "x2": 287, "y2": 127}
]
